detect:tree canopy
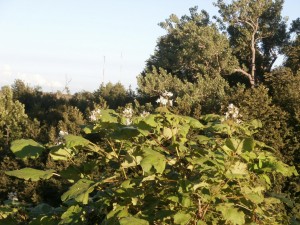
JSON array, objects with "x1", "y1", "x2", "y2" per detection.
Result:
[
  {"x1": 215, "y1": 0, "x2": 288, "y2": 86},
  {"x1": 145, "y1": 6, "x2": 238, "y2": 82}
]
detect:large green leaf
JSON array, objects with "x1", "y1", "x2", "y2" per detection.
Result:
[
  {"x1": 5, "y1": 168, "x2": 55, "y2": 181},
  {"x1": 59, "y1": 205, "x2": 83, "y2": 225},
  {"x1": 100, "y1": 109, "x2": 119, "y2": 123},
  {"x1": 182, "y1": 116, "x2": 204, "y2": 129},
  {"x1": 49, "y1": 146, "x2": 75, "y2": 161},
  {"x1": 64, "y1": 135, "x2": 90, "y2": 148},
  {"x1": 29, "y1": 216, "x2": 59, "y2": 225},
  {"x1": 173, "y1": 211, "x2": 192, "y2": 225},
  {"x1": 180, "y1": 193, "x2": 192, "y2": 207},
  {"x1": 10, "y1": 139, "x2": 45, "y2": 159},
  {"x1": 106, "y1": 205, "x2": 129, "y2": 220},
  {"x1": 29, "y1": 203, "x2": 54, "y2": 217},
  {"x1": 201, "y1": 114, "x2": 221, "y2": 122},
  {"x1": 196, "y1": 135, "x2": 211, "y2": 144},
  {"x1": 0, "y1": 206, "x2": 18, "y2": 219},
  {"x1": 111, "y1": 127, "x2": 140, "y2": 140},
  {"x1": 143, "y1": 114, "x2": 158, "y2": 127},
  {"x1": 162, "y1": 127, "x2": 173, "y2": 139},
  {"x1": 242, "y1": 138, "x2": 255, "y2": 152},
  {"x1": 140, "y1": 148, "x2": 166, "y2": 174},
  {"x1": 61, "y1": 179, "x2": 96, "y2": 204},
  {"x1": 241, "y1": 186, "x2": 265, "y2": 204},
  {"x1": 250, "y1": 119, "x2": 262, "y2": 129},
  {"x1": 105, "y1": 205, "x2": 129, "y2": 224},
  {"x1": 59, "y1": 166, "x2": 82, "y2": 182},
  {"x1": 224, "y1": 138, "x2": 242, "y2": 154},
  {"x1": 216, "y1": 203, "x2": 245, "y2": 225},
  {"x1": 224, "y1": 138, "x2": 255, "y2": 155},
  {"x1": 273, "y1": 161, "x2": 298, "y2": 176},
  {"x1": 119, "y1": 217, "x2": 149, "y2": 225},
  {"x1": 212, "y1": 123, "x2": 230, "y2": 133},
  {"x1": 81, "y1": 125, "x2": 93, "y2": 134},
  {"x1": 225, "y1": 162, "x2": 249, "y2": 179},
  {"x1": 135, "y1": 121, "x2": 152, "y2": 136}
]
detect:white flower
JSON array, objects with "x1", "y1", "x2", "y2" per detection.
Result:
[
  {"x1": 228, "y1": 103, "x2": 235, "y2": 110},
  {"x1": 8, "y1": 192, "x2": 18, "y2": 202},
  {"x1": 162, "y1": 90, "x2": 173, "y2": 97},
  {"x1": 125, "y1": 118, "x2": 132, "y2": 125},
  {"x1": 140, "y1": 111, "x2": 150, "y2": 118},
  {"x1": 59, "y1": 130, "x2": 68, "y2": 137},
  {"x1": 236, "y1": 119, "x2": 242, "y2": 124},
  {"x1": 223, "y1": 103, "x2": 242, "y2": 123},
  {"x1": 156, "y1": 96, "x2": 168, "y2": 106},
  {"x1": 123, "y1": 107, "x2": 133, "y2": 125},
  {"x1": 89, "y1": 108, "x2": 101, "y2": 121},
  {"x1": 123, "y1": 107, "x2": 133, "y2": 118},
  {"x1": 156, "y1": 90, "x2": 173, "y2": 107}
]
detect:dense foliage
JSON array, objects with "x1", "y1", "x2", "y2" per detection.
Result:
[
  {"x1": 0, "y1": 104, "x2": 298, "y2": 224},
  {"x1": 0, "y1": 0, "x2": 300, "y2": 224}
]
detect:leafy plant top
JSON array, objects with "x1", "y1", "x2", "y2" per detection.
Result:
[{"x1": 2, "y1": 105, "x2": 298, "y2": 224}]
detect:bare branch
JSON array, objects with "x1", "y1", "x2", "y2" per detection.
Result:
[
  {"x1": 234, "y1": 68, "x2": 255, "y2": 87},
  {"x1": 234, "y1": 68, "x2": 251, "y2": 79}
]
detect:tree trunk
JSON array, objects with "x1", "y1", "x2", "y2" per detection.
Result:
[
  {"x1": 250, "y1": 20, "x2": 259, "y2": 87},
  {"x1": 251, "y1": 32, "x2": 256, "y2": 87}
]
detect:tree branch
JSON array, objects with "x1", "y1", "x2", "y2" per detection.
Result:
[
  {"x1": 234, "y1": 68, "x2": 251, "y2": 79},
  {"x1": 234, "y1": 68, "x2": 255, "y2": 87}
]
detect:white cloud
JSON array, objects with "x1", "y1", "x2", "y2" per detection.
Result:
[
  {"x1": 0, "y1": 64, "x2": 15, "y2": 86},
  {"x1": 0, "y1": 64, "x2": 63, "y2": 91},
  {"x1": 1, "y1": 64, "x2": 13, "y2": 77},
  {"x1": 17, "y1": 73, "x2": 64, "y2": 90}
]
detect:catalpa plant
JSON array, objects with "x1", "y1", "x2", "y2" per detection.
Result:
[{"x1": 1, "y1": 102, "x2": 298, "y2": 225}]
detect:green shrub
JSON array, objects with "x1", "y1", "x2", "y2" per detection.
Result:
[
  {"x1": 137, "y1": 67, "x2": 230, "y2": 117},
  {"x1": 1, "y1": 103, "x2": 297, "y2": 224}
]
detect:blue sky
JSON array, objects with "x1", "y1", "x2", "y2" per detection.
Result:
[{"x1": 0, "y1": 0, "x2": 298, "y2": 93}]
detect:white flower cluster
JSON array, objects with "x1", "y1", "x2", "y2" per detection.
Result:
[
  {"x1": 59, "y1": 130, "x2": 69, "y2": 137},
  {"x1": 140, "y1": 110, "x2": 150, "y2": 118},
  {"x1": 8, "y1": 192, "x2": 18, "y2": 202},
  {"x1": 223, "y1": 103, "x2": 242, "y2": 123},
  {"x1": 123, "y1": 107, "x2": 133, "y2": 125},
  {"x1": 89, "y1": 108, "x2": 102, "y2": 121},
  {"x1": 56, "y1": 130, "x2": 69, "y2": 145},
  {"x1": 156, "y1": 91, "x2": 173, "y2": 107}
]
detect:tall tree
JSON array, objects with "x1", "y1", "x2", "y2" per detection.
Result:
[
  {"x1": 0, "y1": 86, "x2": 29, "y2": 148},
  {"x1": 94, "y1": 82, "x2": 134, "y2": 109},
  {"x1": 284, "y1": 18, "x2": 300, "y2": 73},
  {"x1": 144, "y1": 7, "x2": 238, "y2": 82},
  {"x1": 215, "y1": 0, "x2": 288, "y2": 86}
]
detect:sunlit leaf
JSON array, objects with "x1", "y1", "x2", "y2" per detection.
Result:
[
  {"x1": 49, "y1": 146, "x2": 75, "y2": 161},
  {"x1": 64, "y1": 135, "x2": 90, "y2": 148},
  {"x1": 163, "y1": 127, "x2": 173, "y2": 139},
  {"x1": 173, "y1": 211, "x2": 192, "y2": 225},
  {"x1": 140, "y1": 148, "x2": 166, "y2": 174},
  {"x1": 29, "y1": 216, "x2": 59, "y2": 225},
  {"x1": 5, "y1": 168, "x2": 55, "y2": 181},
  {"x1": 216, "y1": 203, "x2": 245, "y2": 225},
  {"x1": 225, "y1": 162, "x2": 248, "y2": 178},
  {"x1": 119, "y1": 217, "x2": 149, "y2": 225},
  {"x1": 61, "y1": 179, "x2": 97, "y2": 204},
  {"x1": 60, "y1": 205, "x2": 83, "y2": 224},
  {"x1": 10, "y1": 139, "x2": 45, "y2": 159},
  {"x1": 241, "y1": 186, "x2": 264, "y2": 204},
  {"x1": 182, "y1": 116, "x2": 204, "y2": 129}
]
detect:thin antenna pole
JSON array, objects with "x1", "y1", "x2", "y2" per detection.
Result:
[
  {"x1": 120, "y1": 52, "x2": 123, "y2": 77},
  {"x1": 102, "y1": 56, "x2": 106, "y2": 84}
]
